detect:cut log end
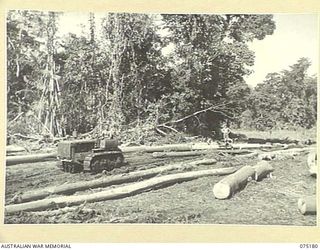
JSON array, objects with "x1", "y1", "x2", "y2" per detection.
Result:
[
  {"x1": 212, "y1": 183, "x2": 231, "y2": 199},
  {"x1": 298, "y1": 197, "x2": 316, "y2": 215}
]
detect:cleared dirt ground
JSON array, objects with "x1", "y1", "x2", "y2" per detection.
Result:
[{"x1": 4, "y1": 148, "x2": 316, "y2": 225}]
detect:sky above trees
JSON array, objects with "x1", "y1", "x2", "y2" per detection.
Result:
[
  {"x1": 245, "y1": 14, "x2": 318, "y2": 87},
  {"x1": 57, "y1": 12, "x2": 318, "y2": 88}
]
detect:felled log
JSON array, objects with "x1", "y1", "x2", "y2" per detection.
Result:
[
  {"x1": 248, "y1": 137, "x2": 299, "y2": 144},
  {"x1": 152, "y1": 149, "x2": 252, "y2": 158},
  {"x1": 258, "y1": 147, "x2": 314, "y2": 161},
  {"x1": 253, "y1": 161, "x2": 274, "y2": 181},
  {"x1": 120, "y1": 142, "x2": 278, "y2": 154},
  {"x1": 307, "y1": 151, "x2": 317, "y2": 177},
  {"x1": 213, "y1": 161, "x2": 272, "y2": 199},
  {"x1": 236, "y1": 151, "x2": 259, "y2": 159},
  {"x1": 229, "y1": 143, "x2": 275, "y2": 150},
  {"x1": 298, "y1": 196, "x2": 316, "y2": 215},
  {"x1": 6, "y1": 152, "x2": 57, "y2": 166},
  {"x1": 6, "y1": 167, "x2": 236, "y2": 214},
  {"x1": 6, "y1": 145, "x2": 26, "y2": 155},
  {"x1": 213, "y1": 165, "x2": 256, "y2": 200},
  {"x1": 11, "y1": 158, "x2": 218, "y2": 204},
  {"x1": 145, "y1": 144, "x2": 193, "y2": 152},
  {"x1": 120, "y1": 144, "x2": 194, "y2": 153},
  {"x1": 152, "y1": 151, "x2": 207, "y2": 158},
  {"x1": 28, "y1": 206, "x2": 94, "y2": 216}
]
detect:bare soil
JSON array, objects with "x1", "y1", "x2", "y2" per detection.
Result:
[{"x1": 4, "y1": 147, "x2": 316, "y2": 225}]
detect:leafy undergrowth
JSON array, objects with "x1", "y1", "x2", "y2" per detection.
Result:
[{"x1": 5, "y1": 149, "x2": 316, "y2": 225}]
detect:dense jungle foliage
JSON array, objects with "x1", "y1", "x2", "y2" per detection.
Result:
[{"x1": 6, "y1": 11, "x2": 317, "y2": 142}]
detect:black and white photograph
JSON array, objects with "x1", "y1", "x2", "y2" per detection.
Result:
[{"x1": 5, "y1": 10, "x2": 317, "y2": 225}]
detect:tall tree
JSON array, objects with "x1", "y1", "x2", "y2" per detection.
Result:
[
  {"x1": 37, "y1": 12, "x2": 62, "y2": 137},
  {"x1": 161, "y1": 14, "x2": 275, "y2": 134},
  {"x1": 247, "y1": 58, "x2": 317, "y2": 129}
]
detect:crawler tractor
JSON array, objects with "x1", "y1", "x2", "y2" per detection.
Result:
[{"x1": 56, "y1": 138, "x2": 124, "y2": 173}]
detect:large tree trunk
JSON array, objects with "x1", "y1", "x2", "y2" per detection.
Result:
[
  {"x1": 6, "y1": 167, "x2": 237, "y2": 214},
  {"x1": 213, "y1": 161, "x2": 272, "y2": 199},
  {"x1": 11, "y1": 158, "x2": 218, "y2": 204},
  {"x1": 298, "y1": 196, "x2": 316, "y2": 215},
  {"x1": 6, "y1": 152, "x2": 57, "y2": 166}
]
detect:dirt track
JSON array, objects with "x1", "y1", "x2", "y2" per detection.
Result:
[{"x1": 5, "y1": 150, "x2": 317, "y2": 225}]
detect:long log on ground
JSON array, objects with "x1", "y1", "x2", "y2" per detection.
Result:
[
  {"x1": 11, "y1": 158, "x2": 218, "y2": 204},
  {"x1": 28, "y1": 206, "x2": 94, "y2": 216},
  {"x1": 248, "y1": 137, "x2": 299, "y2": 144},
  {"x1": 298, "y1": 196, "x2": 316, "y2": 215},
  {"x1": 6, "y1": 145, "x2": 26, "y2": 154},
  {"x1": 152, "y1": 149, "x2": 252, "y2": 158},
  {"x1": 6, "y1": 167, "x2": 236, "y2": 214},
  {"x1": 236, "y1": 151, "x2": 259, "y2": 159},
  {"x1": 258, "y1": 147, "x2": 314, "y2": 161},
  {"x1": 120, "y1": 142, "x2": 280, "y2": 154},
  {"x1": 145, "y1": 144, "x2": 193, "y2": 152},
  {"x1": 212, "y1": 165, "x2": 256, "y2": 200},
  {"x1": 6, "y1": 152, "x2": 57, "y2": 166},
  {"x1": 212, "y1": 161, "x2": 272, "y2": 199},
  {"x1": 253, "y1": 161, "x2": 274, "y2": 181},
  {"x1": 152, "y1": 151, "x2": 207, "y2": 158}
]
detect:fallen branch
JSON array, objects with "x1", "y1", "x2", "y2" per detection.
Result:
[
  {"x1": 6, "y1": 167, "x2": 236, "y2": 214},
  {"x1": 157, "y1": 124, "x2": 179, "y2": 133},
  {"x1": 155, "y1": 128, "x2": 167, "y2": 136},
  {"x1": 158, "y1": 104, "x2": 231, "y2": 127},
  {"x1": 10, "y1": 133, "x2": 41, "y2": 141},
  {"x1": 11, "y1": 158, "x2": 218, "y2": 204},
  {"x1": 8, "y1": 112, "x2": 24, "y2": 126}
]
